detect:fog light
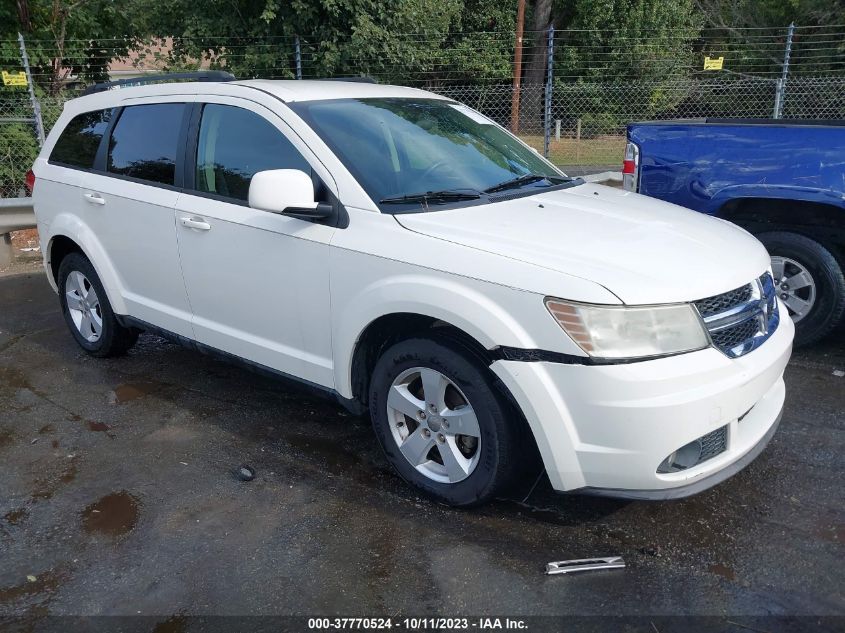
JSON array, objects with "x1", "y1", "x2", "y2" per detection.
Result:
[{"x1": 657, "y1": 441, "x2": 702, "y2": 473}]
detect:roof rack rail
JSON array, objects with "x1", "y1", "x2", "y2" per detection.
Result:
[
  {"x1": 81, "y1": 71, "x2": 236, "y2": 96},
  {"x1": 323, "y1": 76, "x2": 378, "y2": 84}
]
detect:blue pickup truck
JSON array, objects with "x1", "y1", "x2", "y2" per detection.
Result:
[{"x1": 624, "y1": 120, "x2": 845, "y2": 346}]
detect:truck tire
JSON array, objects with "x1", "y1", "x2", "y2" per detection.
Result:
[
  {"x1": 757, "y1": 232, "x2": 845, "y2": 347},
  {"x1": 369, "y1": 336, "x2": 522, "y2": 507}
]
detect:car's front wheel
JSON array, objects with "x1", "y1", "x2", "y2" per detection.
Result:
[
  {"x1": 58, "y1": 252, "x2": 138, "y2": 357},
  {"x1": 369, "y1": 336, "x2": 522, "y2": 506}
]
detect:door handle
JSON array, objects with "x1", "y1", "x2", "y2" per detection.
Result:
[
  {"x1": 179, "y1": 216, "x2": 212, "y2": 231},
  {"x1": 83, "y1": 192, "x2": 106, "y2": 206}
]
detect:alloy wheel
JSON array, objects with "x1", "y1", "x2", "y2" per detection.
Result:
[
  {"x1": 386, "y1": 366, "x2": 481, "y2": 484},
  {"x1": 771, "y1": 256, "x2": 816, "y2": 323},
  {"x1": 65, "y1": 270, "x2": 103, "y2": 342}
]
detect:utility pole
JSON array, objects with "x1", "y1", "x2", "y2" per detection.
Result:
[
  {"x1": 294, "y1": 35, "x2": 302, "y2": 80},
  {"x1": 510, "y1": 0, "x2": 526, "y2": 133},
  {"x1": 18, "y1": 32, "x2": 45, "y2": 147},
  {"x1": 543, "y1": 24, "x2": 555, "y2": 158},
  {"x1": 773, "y1": 22, "x2": 794, "y2": 119}
]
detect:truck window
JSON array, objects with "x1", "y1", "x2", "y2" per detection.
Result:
[
  {"x1": 107, "y1": 104, "x2": 185, "y2": 185},
  {"x1": 49, "y1": 109, "x2": 112, "y2": 169},
  {"x1": 194, "y1": 104, "x2": 310, "y2": 202}
]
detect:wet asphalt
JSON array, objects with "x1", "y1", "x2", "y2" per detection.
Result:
[{"x1": 0, "y1": 261, "x2": 843, "y2": 624}]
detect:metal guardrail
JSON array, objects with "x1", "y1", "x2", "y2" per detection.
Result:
[
  {"x1": 0, "y1": 197, "x2": 36, "y2": 234},
  {"x1": 0, "y1": 197, "x2": 36, "y2": 268},
  {"x1": 1, "y1": 197, "x2": 36, "y2": 235}
]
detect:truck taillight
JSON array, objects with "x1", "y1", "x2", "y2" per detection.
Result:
[
  {"x1": 622, "y1": 142, "x2": 639, "y2": 192},
  {"x1": 25, "y1": 169, "x2": 36, "y2": 194}
]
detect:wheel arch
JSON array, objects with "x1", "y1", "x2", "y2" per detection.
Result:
[
  {"x1": 348, "y1": 312, "x2": 494, "y2": 409},
  {"x1": 716, "y1": 197, "x2": 845, "y2": 261},
  {"x1": 45, "y1": 216, "x2": 128, "y2": 314},
  {"x1": 333, "y1": 274, "x2": 552, "y2": 402}
]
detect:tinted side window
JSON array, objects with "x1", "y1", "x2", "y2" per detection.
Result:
[
  {"x1": 49, "y1": 109, "x2": 112, "y2": 168},
  {"x1": 107, "y1": 104, "x2": 185, "y2": 185},
  {"x1": 195, "y1": 104, "x2": 310, "y2": 202}
]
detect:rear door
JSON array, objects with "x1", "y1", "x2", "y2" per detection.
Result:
[
  {"x1": 37, "y1": 108, "x2": 112, "y2": 253},
  {"x1": 174, "y1": 97, "x2": 337, "y2": 387},
  {"x1": 82, "y1": 98, "x2": 195, "y2": 337}
]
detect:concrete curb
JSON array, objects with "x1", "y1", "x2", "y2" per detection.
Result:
[{"x1": 582, "y1": 171, "x2": 623, "y2": 183}]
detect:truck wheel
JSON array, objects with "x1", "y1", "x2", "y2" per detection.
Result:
[
  {"x1": 58, "y1": 252, "x2": 138, "y2": 357},
  {"x1": 757, "y1": 232, "x2": 845, "y2": 347},
  {"x1": 369, "y1": 337, "x2": 521, "y2": 507}
]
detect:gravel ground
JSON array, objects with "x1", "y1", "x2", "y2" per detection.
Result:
[{"x1": 0, "y1": 261, "x2": 842, "y2": 630}]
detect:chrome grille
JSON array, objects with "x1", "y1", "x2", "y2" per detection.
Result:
[
  {"x1": 694, "y1": 272, "x2": 780, "y2": 358},
  {"x1": 695, "y1": 285, "x2": 753, "y2": 318},
  {"x1": 711, "y1": 318, "x2": 758, "y2": 351}
]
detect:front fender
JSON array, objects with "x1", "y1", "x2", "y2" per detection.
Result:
[
  {"x1": 333, "y1": 273, "x2": 577, "y2": 399},
  {"x1": 45, "y1": 213, "x2": 128, "y2": 315}
]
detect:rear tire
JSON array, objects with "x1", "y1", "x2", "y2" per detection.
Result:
[
  {"x1": 58, "y1": 252, "x2": 138, "y2": 357},
  {"x1": 369, "y1": 336, "x2": 522, "y2": 507}
]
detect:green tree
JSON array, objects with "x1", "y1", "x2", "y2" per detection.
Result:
[{"x1": 131, "y1": 0, "x2": 517, "y2": 85}]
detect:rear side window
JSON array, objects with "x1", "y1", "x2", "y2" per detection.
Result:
[
  {"x1": 194, "y1": 104, "x2": 310, "y2": 201},
  {"x1": 107, "y1": 104, "x2": 185, "y2": 185},
  {"x1": 49, "y1": 109, "x2": 112, "y2": 169}
]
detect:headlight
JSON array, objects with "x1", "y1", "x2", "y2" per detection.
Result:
[{"x1": 545, "y1": 298, "x2": 709, "y2": 360}]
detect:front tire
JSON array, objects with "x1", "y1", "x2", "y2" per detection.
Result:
[
  {"x1": 757, "y1": 232, "x2": 845, "y2": 347},
  {"x1": 58, "y1": 252, "x2": 138, "y2": 357},
  {"x1": 369, "y1": 337, "x2": 522, "y2": 507}
]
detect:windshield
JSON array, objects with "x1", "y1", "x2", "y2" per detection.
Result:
[{"x1": 290, "y1": 98, "x2": 568, "y2": 209}]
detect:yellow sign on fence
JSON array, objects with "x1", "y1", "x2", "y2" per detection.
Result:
[
  {"x1": 703, "y1": 56, "x2": 725, "y2": 71},
  {"x1": 2, "y1": 70, "x2": 28, "y2": 87}
]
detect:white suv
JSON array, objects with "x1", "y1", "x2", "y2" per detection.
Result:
[{"x1": 31, "y1": 77, "x2": 793, "y2": 506}]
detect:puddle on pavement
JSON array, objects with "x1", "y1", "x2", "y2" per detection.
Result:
[
  {"x1": 81, "y1": 491, "x2": 140, "y2": 537},
  {"x1": 0, "y1": 429, "x2": 13, "y2": 449},
  {"x1": 285, "y1": 434, "x2": 388, "y2": 486},
  {"x1": 31, "y1": 458, "x2": 78, "y2": 500},
  {"x1": 708, "y1": 563, "x2": 736, "y2": 581},
  {"x1": 87, "y1": 420, "x2": 111, "y2": 433},
  {"x1": 0, "y1": 568, "x2": 68, "y2": 604},
  {"x1": 4, "y1": 508, "x2": 28, "y2": 525},
  {"x1": 109, "y1": 382, "x2": 161, "y2": 404},
  {"x1": 0, "y1": 366, "x2": 30, "y2": 390}
]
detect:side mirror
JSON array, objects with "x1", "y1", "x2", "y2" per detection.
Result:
[{"x1": 248, "y1": 169, "x2": 333, "y2": 220}]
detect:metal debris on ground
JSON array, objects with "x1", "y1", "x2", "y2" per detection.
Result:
[
  {"x1": 833, "y1": 370, "x2": 844, "y2": 377},
  {"x1": 234, "y1": 464, "x2": 256, "y2": 482},
  {"x1": 546, "y1": 556, "x2": 625, "y2": 575}
]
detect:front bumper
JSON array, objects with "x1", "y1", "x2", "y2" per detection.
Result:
[{"x1": 491, "y1": 311, "x2": 793, "y2": 496}]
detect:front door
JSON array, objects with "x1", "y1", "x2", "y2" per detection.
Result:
[{"x1": 174, "y1": 99, "x2": 337, "y2": 388}]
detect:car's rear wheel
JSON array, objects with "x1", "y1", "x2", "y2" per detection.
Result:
[
  {"x1": 58, "y1": 252, "x2": 138, "y2": 357},
  {"x1": 757, "y1": 232, "x2": 845, "y2": 346},
  {"x1": 369, "y1": 336, "x2": 522, "y2": 507}
]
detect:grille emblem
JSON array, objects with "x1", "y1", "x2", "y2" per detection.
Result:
[
  {"x1": 694, "y1": 273, "x2": 779, "y2": 359},
  {"x1": 756, "y1": 278, "x2": 770, "y2": 334}
]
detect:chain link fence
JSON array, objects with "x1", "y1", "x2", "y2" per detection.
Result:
[
  {"x1": 0, "y1": 98, "x2": 38, "y2": 198},
  {"x1": 2, "y1": 26, "x2": 845, "y2": 197}
]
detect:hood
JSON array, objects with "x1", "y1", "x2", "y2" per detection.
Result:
[{"x1": 394, "y1": 183, "x2": 771, "y2": 305}]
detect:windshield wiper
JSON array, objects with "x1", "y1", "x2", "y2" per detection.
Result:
[
  {"x1": 380, "y1": 189, "x2": 481, "y2": 205},
  {"x1": 484, "y1": 173, "x2": 568, "y2": 194}
]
